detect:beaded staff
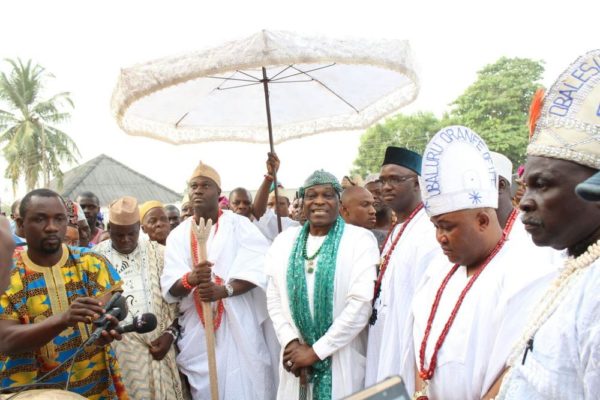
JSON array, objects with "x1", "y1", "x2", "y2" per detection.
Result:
[{"x1": 190, "y1": 217, "x2": 219, "y2": 400}]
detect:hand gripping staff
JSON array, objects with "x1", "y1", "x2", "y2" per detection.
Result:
[{"x1": 191, "y1": 217, "x2": 219, "y2": 400}]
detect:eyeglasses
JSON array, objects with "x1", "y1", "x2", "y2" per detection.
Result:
[{"x1": 379, "y1": 175, "x2": 418, "y2": 186}]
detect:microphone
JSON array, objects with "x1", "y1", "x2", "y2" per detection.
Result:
[
  {"x1": 115, "y1": 313, "x2": 158, "y2": 334},
  {"x1": 83, "y1": 292, "x2": 128, "y2": 346}
]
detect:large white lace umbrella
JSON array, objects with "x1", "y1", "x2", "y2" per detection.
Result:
[
  {"x1": 111, "y1": 30, "x2": 419, "y2": 225},
  {"x1": 111, "y1": 30, "x2": 419, "y2": 146}
]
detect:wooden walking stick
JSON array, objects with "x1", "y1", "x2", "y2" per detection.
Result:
[{"x1": 191, "y1": 217, "x2": 219, "y2": 400}]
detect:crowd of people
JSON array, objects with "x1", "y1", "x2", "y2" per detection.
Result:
[{"x1": 0, "y1": 50, "x2": 598, "y2": 400}]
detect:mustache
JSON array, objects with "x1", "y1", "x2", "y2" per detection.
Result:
[
  {"x1": 521, "y1": 217, "x2": 542, "y2": 227},
  {"x1": 42, "y1": 235, "x2": 61, "y2": 242}
]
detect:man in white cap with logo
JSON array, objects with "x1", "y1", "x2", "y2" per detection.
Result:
[
  {"x1": 161, "y1": 162, "x2": 276, "y2": 400},
  {"x1": 409, "y1": 126, "x2": 555, "y2": 400},
  {"x1": 497, "y1": 49, "x2": 600, "y2": 400}
]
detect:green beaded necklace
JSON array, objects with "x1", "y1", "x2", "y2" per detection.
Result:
[
  {"x1": 287, "y1": 217, "x2": 345, "y2": 400},
  {"x1": 303, "y1": 233, "x2": 326, "y2": 273}
]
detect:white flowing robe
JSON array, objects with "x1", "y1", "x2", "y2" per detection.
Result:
[
  {"x1": 499, "y1": 256, "x2": 600, "y2": 399},
  {"x1": 365, "y1": 208, "x2": 440, "y2": 389},
  {"x1": 266, "y1": 224, "x2": 379, "y2": 400},
  {"x1": 407, "y1": 233, "x2": 558, "y2": 400},
  {"x1": 161, "y1": 211, "x2": 276, "y2": 400}
]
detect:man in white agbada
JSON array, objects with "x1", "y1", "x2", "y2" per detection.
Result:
[
  {"x1": 497, "y1": 49, "x2": 600, "y2": 400},
  {"x1": 161, "y1": 162, "x2": 276, "y2": 400},
  {"x1": 408, "y1": 126, "x2": 556, "y2": 400},
  {"x1": 364, "y1": 147, "x2": 440, "y2": 391},
  {"x1": 266, "y1": 170, "x2": 379, "y2": 400},
  {"x1": 93, "y1": 196, "x2": 186, "y2": 400}
]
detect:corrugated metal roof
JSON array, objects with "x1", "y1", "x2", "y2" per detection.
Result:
[{"x1": 49, "y1": 154, "x2": 181, "y2": 206}]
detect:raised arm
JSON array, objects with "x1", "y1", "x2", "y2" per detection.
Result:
[{"x1": 252, "y1": 152, "x2": 280, "y2": 220}]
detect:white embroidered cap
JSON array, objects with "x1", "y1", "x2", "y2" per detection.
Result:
[
  {"x1": 420, "y1": 125, "x2": 498, "y2": 217},
  {"x1": 490, "y1": 151, "x2": 513, "y2": 185},
  {"x1": 528, "y1": 49, "x2": 600, "y2": 168}
]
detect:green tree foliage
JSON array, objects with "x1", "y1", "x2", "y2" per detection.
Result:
[
  {"x1": 352, "y1": 112, "x2": 443, "y2": 176},
  {"x1": 449, "y1": 57, "x2": 544, "y2": 165},
  {"x1": 352, "y1": 57, "x2": 544, "y2": 177},
  {"x1": 0, "y1": 59, "x2": 79, "y2": 193}
]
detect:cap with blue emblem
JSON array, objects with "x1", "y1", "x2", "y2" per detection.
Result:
[{"x1": 420, "y1": 125, "x2": 498, "y2": 217}]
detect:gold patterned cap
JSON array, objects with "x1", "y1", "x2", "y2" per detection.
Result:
[
  {"x1": 109, "y1": 196, "x2": 140, "y2": 225},
  {"x1": 528, "y1": 49, "x2": 600, "y2": 168},
  {"x1": 139, "y1": 200, "x2": 164, "y2": 222},
  {"x1": 189, "y1": 161, "x2": 221, "y2": 188}
]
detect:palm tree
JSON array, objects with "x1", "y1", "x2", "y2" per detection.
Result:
[{"x1": 0, "y1": 58, "x2": 79, "y2": 193}]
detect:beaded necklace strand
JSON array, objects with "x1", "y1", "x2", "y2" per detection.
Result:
[
  {"x1": 303, "y1": 233, "x2": 326, "y2": 273},
  {"x1": 190, "y1": 209, "x2": 225, "y2": 332},
  {"x1": 370, "y1": 203, "x2": 423, "y2": 325},
  {"x1": 374, "y1": 203, "x2": 423, "y2": 299},
  {"x1": 415, "y1": 233, "x2": 508, "y2": 400},
  {"x1": 496, "y1": 238, "x2": 600, "y2": 399},
  {"x1": 369, "y1": 203, "x2": 423, "y2": 325},
  {"x1": 508, "y1": 237, "x2": 600, "y2": 365},
  {"x1": 503, "y1": 208, "x2": 519, "y2": 236}
]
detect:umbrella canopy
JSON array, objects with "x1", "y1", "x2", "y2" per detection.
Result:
[{"x1": 111, "y1": 30, "x2": 419, "y2": 145}]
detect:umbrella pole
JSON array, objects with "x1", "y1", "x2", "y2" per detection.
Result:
[
  {"x1": 262, "y1": 67, "x2": 283, "y2": 233},
  {"x1": 262, "y1": 66, "x2": 307, "y2": 399}
]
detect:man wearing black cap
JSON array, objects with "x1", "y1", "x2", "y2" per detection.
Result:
[{"x1": 364, "y1": 146, "x2": 441, "y2": 389}]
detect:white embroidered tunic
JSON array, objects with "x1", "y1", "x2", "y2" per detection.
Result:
[{"x1": 499, "y1": 257, "x2": 600, "y2": 399}]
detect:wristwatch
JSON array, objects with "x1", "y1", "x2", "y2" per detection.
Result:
[{"x1": 225, "y1": 283, "x2": 234, "y2": 297}]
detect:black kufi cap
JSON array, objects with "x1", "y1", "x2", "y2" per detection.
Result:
[{"x1": 382, "y1": 147, "x2": 422, "y2": 175}]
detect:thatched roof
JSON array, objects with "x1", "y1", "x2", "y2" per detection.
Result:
[{"x1": 49, "y1": 154, "x2": 181, "y2": 206}]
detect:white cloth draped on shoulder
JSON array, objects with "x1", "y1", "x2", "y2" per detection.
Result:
[
  {"x1": 161, "y1": 211, "x2": 276, "y2": 400},
  {"x1": 266, "y1": 224, "x2": 379, "y2": 400}
]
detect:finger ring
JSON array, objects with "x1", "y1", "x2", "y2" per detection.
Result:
[{"x1": 286, "y1": 360, "x2": 293, "y2": 367}]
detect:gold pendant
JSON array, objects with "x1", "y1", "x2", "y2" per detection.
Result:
[{"x1": 306, "y1": 260, "x2": 314, "y2": 273}]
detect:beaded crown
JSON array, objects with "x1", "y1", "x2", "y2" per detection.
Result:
[
  {"x1": 528, "y1": 49, "x2": 600, "y2": 169},
  {"x1": 299, "y1": 169, "x2": 343, "y2": 198}
]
